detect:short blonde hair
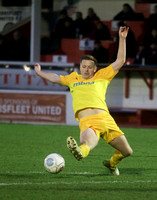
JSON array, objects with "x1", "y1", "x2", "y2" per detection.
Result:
[{"x1": 80, "y1": 55, "x2": 97, "y2": 66}]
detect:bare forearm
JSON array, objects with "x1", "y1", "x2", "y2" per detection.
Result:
[
  {"x1": 112, "y1": 26, "x2": 128, "y2": 73},
  {"x1": 34, "y1": 63, "x2": 61, "y2": 84},
  {"x1": 117, "y1": 37, "x2": 126, "y2": 64},
  {"x1": 36, "y1": 70, "x2": 61, "y2": 84}
]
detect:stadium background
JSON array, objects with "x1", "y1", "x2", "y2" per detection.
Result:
[{"x1": 0, "y1": 0, "x2": 157, "y2": 127}]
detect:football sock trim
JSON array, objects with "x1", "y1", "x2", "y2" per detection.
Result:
[
  {"x1": 109, "y1": 150, "x2": 124, "y2": 168},
  {"x1": 79, "y1": 144, "x2": 90, "y2": 158}
]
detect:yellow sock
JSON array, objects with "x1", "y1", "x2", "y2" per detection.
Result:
[
  {"x1": 110, "y1": 150, "x2": 124, "y2": 168},
  {"x1": 79, "y1": 144, "x2": 90, "y2": 158}
]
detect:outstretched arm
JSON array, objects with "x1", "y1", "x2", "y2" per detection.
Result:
[
  {"x1": 34, "y1": 63, "x2": 62, "y2": 84},
  {"x1": 112, "y1": 26, "x2": 129, "y2": 73}
]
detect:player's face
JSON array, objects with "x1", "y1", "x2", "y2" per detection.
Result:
[{"x1": 80, "y1": 60, "x2": 97, "y2": 79}]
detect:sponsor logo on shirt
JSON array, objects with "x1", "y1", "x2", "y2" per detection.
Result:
[{"x1": 73, "y1": 81, "x2": 95, "y2": 87}]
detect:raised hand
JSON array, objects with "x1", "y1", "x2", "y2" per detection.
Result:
[
  {"x1": 119, "y1": 26, "x2": 129, "y2": 39},
  {"x1": 34, "y1": 63, "x2": 41, "y2": 74}
]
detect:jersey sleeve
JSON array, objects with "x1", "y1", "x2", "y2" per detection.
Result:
[
  {"x1": 60, "y1": 72, "x2": 76, "y2": 86},
  {"x1": 96, "y1": 64, "x2": 118, "y2": 81},
  {"x1": 60, "y1": 75, "x2": 69, "y2": 86}
]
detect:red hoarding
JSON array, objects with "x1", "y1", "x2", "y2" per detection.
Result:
[{"x1": 0, "y1": 92, "x2": 66, "y2": 123}]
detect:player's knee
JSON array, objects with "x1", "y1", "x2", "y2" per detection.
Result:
[
  {"x1": 83, "y1": 138, "x2": 98, "y2": 150},
  {"x1": 80, "y1": 128, "x2": 98, "y2": 150},
  {"x1": 124, "y1": 148, "x2": 133, "y2": 157}
]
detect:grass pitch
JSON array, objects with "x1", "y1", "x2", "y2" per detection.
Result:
[{"x1": 0, "y1": 123, "x2": 157, "y2": 200}]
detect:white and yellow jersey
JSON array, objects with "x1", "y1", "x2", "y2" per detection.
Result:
[{"x1": 60, "y1": 64, "x2": 118, "y2": 120}]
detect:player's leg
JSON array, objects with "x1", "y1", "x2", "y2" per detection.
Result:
[
  {"x1": 79, "y1": 127, "x2": 99, "y2": 157},
  {"x1": 110, "y1": 134, "x2": 133, "y2": 157},
  {"x1": 67, "y1": 127, "x2": 99, "y2": 161},
  {"x1": 103, "y1": 134, "x2": 133, "y2": 175},
  {"x1": 80, "y1": 127, "x2": 99, "y2": 150},
  {"x1": 101, "y1": 111, "x2": 133, "y2": 175},
  {"x1": 109, "y1": 134, "x2": 133, "y2": 166}
]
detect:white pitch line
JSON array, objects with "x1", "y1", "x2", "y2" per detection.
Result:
[{"x1": 0, "y1": 180, "x2": 157, "y2": 187}]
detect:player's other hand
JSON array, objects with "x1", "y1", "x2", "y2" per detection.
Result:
[
  {"x1": 119, "y1": 26, "x2": 129, "y2": 39},
  {"x1": 34, "y1": 63, "x2": 41, "y2": 74}
]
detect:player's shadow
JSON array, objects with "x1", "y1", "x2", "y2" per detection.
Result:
[
  {"x1": 0, "y1": 167, "x2": 154, "y2": 179},
  {"x1": 0, "y1": 172, "x2": 46, "y2": 179},
  {"x1": 60, "y1": 167, "x2": 156, "y2": 177},
  {"x1": 54, "y1": 187, "x2": 157, "y2": 192},
  {"x1": 120, "y1": 167, "x2": 156, "y2": 175}
]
